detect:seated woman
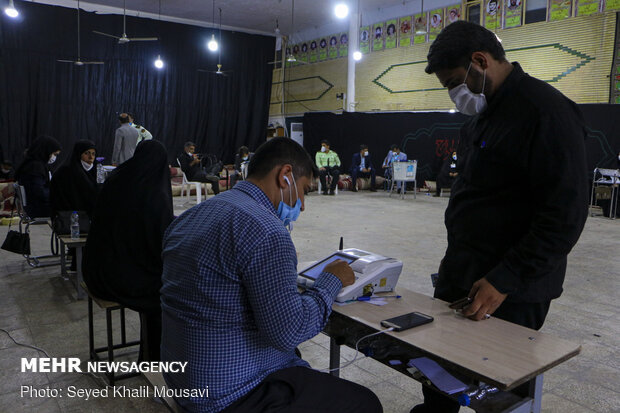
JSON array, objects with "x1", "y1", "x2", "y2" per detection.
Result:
[
  {"x1": 50, "y1": 140, "x2": 98, "y2": 220},
  {"x1": 83, "y1": 140, "x2": 174, "y2": 361},
  {"x1": 16, "y1": 136, "x2": 62, "y2": 218}
]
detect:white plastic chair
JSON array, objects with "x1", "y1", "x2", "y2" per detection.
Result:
[
  {"x1": 317, "y1": 176, "x2": 338, "y2": 194},
  {"x1": 177, "y1": 158, "x2": 208, "y2": 204}
]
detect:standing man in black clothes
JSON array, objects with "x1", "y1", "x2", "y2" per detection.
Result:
[
  {"x1": 178, "y1": 142, "x2": 220, "y2": 195},
  {"x1": 412, "y1": 21, "x2": 588, "y2": 412}
]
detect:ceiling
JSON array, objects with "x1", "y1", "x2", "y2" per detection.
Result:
[{"x1": 34, "y1": 0, "x2": 425, "y2": 37}]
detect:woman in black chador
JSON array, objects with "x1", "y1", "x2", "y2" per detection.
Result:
[{"x1": 83, "y1": 140, "x2": 174, "y2": 361}]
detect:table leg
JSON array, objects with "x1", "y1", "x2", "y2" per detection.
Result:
[
  {"x1": 60, "y1": 241, "x2": 67, "y2": 280},
  {"x1": 76, "y1": 246, "x2": 85, "y2": 300},
  {"x1": 329, "y1": 336, "x2": 340, "y2": 378},
  {"x1": 529, "y1": 374, "x2": 543, "y2": 413}
]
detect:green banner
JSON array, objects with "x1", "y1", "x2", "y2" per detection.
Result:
[
  {"x1": 504, "y1": 0, "x2": 522, "y2": 28},
  {"x1": 605, "y1": 0, "x2": 620, "y2": 10},
  {"x1": 319, "y1": 38, "x2": 328, "y2": 61},
  {"x1": 549, "y1": 0, "x2": 572, "y2": 20},
  {"x1": 445, "y1": 5, "x2": 462, "y2": 25},
  {"x1": 399, "y1": 16, "x2": 412, "y2": 47},
  {"x1": 576, "y1": 0, "x2": 600, "y2": 15},
  {"x1": 385, "y1": 19, "x2": 397, "y2": 49},
  {"x1": 360, "y1": 26, "x2": 370, "y2": 54},
  {"x1": 429, "y1": 9, "x2": 443, "y2": 41},
  {"x1": 373, "y1": 23, "x2": 385, "y2": 51},
  {"x1": 413, "y1": 13, "x2": 428, "y2": 44},
  {"x1": 328, "y1": 35, "x2": 338, "y2": 59},
  {"x1": 309, "y1": 40, "x2": 318, "y2": 63},
  {"x1": 484, "y1": 0, "x2": 500, "y2": 30},
  {"x1": 338, "y1": 33, "x2": 348, "y2": 57}
]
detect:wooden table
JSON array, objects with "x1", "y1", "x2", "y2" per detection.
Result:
[
  {"x1": 58, "y1": 235, "x2": 87, "y2": 300},
  {"x1": 319, "y1": 286, "x2": 580, "y2": 413}
]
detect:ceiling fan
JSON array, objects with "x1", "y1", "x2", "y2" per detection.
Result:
[
  {"x1": 268, "y1": 0, "x2": 308, "y2": 66},
  {"x1": 57, "y1": 0, "x2": 104, "y2": 66},
  {"x1": 198, "y1": 7, "x2": 232, "y2": 77},
  {"x1": 93, "y1": 0, "x2": 158, "y2": 44}
]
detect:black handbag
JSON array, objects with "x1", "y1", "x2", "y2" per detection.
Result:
[
  {"x1": 52, "y1": 211, "x2": 90, "y2": 235},
  {"x1": 1, "y1": 205, "x2": 30, "y2": 255}
]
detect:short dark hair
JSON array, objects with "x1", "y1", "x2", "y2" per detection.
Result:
[
  {"x1": 118, "y1": 113, "x2": 130, "y2": 123},
  {"x1": 1, "y1": 159, "x2": 12, "y2": 167},
  {"x1": 184, "y1": 141, "x2": 196, "y2": 148},
  {"x1": 425, "y1": 21, "x2": 506, "y2": 74},
  {"x1": 247, "y1": 137, "x2": 318, "y2": 180},
  {"x1": 239, "y1": 146, "x2": 249, "y2": 156},
  {"x1": 360, "y1": 144, "x2": 368, "y2": 151},
  {"x1": 321, "y1": 139, "x2": 330, "y2": 146},
  {"x1": 390, "y1": 144, "x2": 399, "y2": 150}
]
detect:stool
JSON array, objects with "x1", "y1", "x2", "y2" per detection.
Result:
[
  {"x1": 81, "y1": 282, "x2": 142, "y2": 385},
  {"x1": 317, "y1": 176, "x2": 339, "y2": 194}
]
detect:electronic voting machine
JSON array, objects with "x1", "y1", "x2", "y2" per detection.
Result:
[{"x1": 297, "y1": 248, "x2": 402, "y2": 302}]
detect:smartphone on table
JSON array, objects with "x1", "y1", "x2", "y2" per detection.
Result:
[{"x1": 380, "y1": 311, "x2": 434, "y2": 332}]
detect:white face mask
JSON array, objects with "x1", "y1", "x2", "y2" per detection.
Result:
[
  {"x1": 48, "y1": 154, "x2": 57, "y2": 164},
  {"x1": 364, "y1": 151, "x2": 369, "y2": 157},
  {"x1": 1, "y1": 168, "x2": 10, "y2": 174},
  {"x1": 242, "y1": 156, "x2": 249, "y2": 161},
  {"x1": 452, "y1": 154, "x2": 457, "y2": 160},
  {"x1": 448, "y1": 62, "x2": 487, "y2": 116},
  {"x1": 321, "y1": 146, "x2": 327, "y2": 153},
  {"x1": 81, "y1": 160, "x2": 94, "y2": 171}
]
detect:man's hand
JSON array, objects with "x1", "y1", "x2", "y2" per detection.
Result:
[
  {"x1": 462, "y1": 278, "x2": 507, "y2": 321},
  {"x1": 324, "y1": 259, "x2": 355, "y2": 287},
  {"x1": 320, "y1": 167, "x2": 326, "y2": 171},
  {"x1": 362, "y1": 168, "x2": 369, "y2": 173}
]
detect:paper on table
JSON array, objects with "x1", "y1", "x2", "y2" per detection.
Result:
[
  {"x1": 409, "y1": 357, "x2": 467, "y2": 394},
  {"x1": 367, "y1": 298, "x2": 388, "y2": 306}
]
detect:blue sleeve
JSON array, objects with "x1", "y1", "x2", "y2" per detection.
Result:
[{"x1": 242, "y1": 231, "x2": 342, "y2": 352}]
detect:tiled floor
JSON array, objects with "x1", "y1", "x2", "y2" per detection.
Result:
[{"x1": 1, "y1": 191, "x2": 618, "y2": 412}]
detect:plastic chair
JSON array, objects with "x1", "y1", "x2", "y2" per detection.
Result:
[
  {"x1": 317, "y1": 175, "x2": 338, "y2": 194},
  {"x1": 177, "y1": 158, "x2": 208, "y2": 204}
]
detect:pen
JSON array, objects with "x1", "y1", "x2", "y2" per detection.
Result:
[{"x1": 357, "y1": 295, "x2": 402, "y2": 301}]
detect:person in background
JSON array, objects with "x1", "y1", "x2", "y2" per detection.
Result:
[
  {"x1": 160, "y1": 137, "x2": 382, "y2": 413},
  {"x1": 50, "y1": 140, "x2": 99, "y2": 220},
  {"x1": 350, "y1": 144, "x2": 377, "y2": 192},
  {"x1": 83, "y1": 140, "x2": 174, "y2": 362},
  {"x1": 413, "y1": 20, "x2": 588, "y2": 413},
  {"x1": 382, "y1": 144, "x2": 407, "y2": 192},
  {"x1": 315, "y1": 139, "x2": 341, "y2": 195},
  {"x1": 435, "y1": 151, "x2": 458, "y2": 196},
  {"x1": 178, "y1": 142, "x2": 220, "y2": 195},
  {"x1": 127, "y1": 113, "x2": 153, "y2": 143},
  {"x1": 0, "y1": 160, "x2": 15, "y2": 181},
  {"x1": 230, "y1": 146, "x2": 254, "y2": 187},
  {"x1": 112, "y1": 113, "x2": 139, "y2": 166},
  {"x1": 15, "y1": 136, "x2": 62, "y2": 218}
]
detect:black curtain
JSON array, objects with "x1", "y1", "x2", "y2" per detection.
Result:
[
  {"x1": 303, "y1": 105, "x2": 620, "y2": 182},
  {"x1": 0, "y1": 1, "x2": 275, "y2": 166}
]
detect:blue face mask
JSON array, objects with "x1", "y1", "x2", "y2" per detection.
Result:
[{"x1": 276, "y1": 172, "x2": 301, "y2": 231}]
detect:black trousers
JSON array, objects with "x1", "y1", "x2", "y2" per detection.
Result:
[
  {"x1": 351, "y1": 168, "x2": 376, "y2": 189},
  {"x1": 138, "y1": 310, "x2": 162, "y2": 362},
  {"x1": 417, "y1": 283, "x2": 551, "y2": 413},
  {"x1": 221, "y1": 366, "x2": 382, "y2": 413},
  {"x1": 190, "y1": 171, "x2": 220, "y2": 194},
  {"x1": 319, "y1": 167, "x2": 340, "y2": 191}
]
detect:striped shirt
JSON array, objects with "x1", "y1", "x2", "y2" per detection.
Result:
[{"x1": 160, "y1": 181, "x2": 343, "y2": 413}]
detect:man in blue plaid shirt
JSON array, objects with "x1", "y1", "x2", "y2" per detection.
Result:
[{"x1": 161, "y1": 138, "x2": 382, "y2": 413}]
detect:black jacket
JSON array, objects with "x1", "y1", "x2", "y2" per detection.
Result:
[
  {"x1": 440, "y1": 63, "x2": 588, "y2": 303},
  {"x1": 178, "y1": 152, "x2": 201, "y2": 181}
]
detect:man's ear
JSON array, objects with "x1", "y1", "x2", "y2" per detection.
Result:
[
  {"x1": 276, "y1": 164, "x2": 293, "y2": 189},
  {"x1": 471, "y1": 51, "x2": 489, "y2": 70}
]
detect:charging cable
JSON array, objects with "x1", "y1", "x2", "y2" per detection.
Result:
[
  {"x1": 319, "y1": 327, "x2": 395, "y2": 373},
  {"x1": 0, "y1": 328, "x2": 113, "y2": 388}
]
